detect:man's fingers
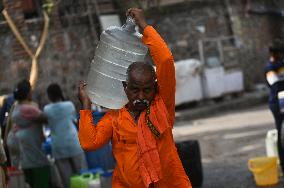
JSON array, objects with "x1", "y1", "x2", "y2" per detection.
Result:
[
  {"x1": 126, "y1": 8, "x2": 142, "y2": 18},
  {"x1": 129, "y1": 11, "x2": 135, "y2": 18},
  {"x1": 126, "y1": 8, "x2": 134, "y2": 16},
  {"x1": 80, "y1": 80, "x2": 87, "y2": 85},
  {"x1": 79, "y1": 80, "x2": 87, "y2": 89}
]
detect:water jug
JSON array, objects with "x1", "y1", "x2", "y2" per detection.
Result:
[
  {"x1": 88, "y1": 178, "x2": 101, "y2": 188},
  {"x1": 265, "y1": 129, "x2": 278, "y2": 157},
  {"x1": 70, "y1": 173, "x2": 99, "y2": 188},
  {"x1": 100, "y1": 171, "x2": 113, "y2": 188},
  {"x1": 87, "y1": 17, "x2": 150, "y2": 109}
]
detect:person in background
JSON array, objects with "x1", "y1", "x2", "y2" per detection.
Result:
[
  {"x1": 0, "y1": 94, "x2": 14, "y2": 166},
  {"x1": 265, "y1": 39, "x2": 284, "y2": 173},
  {"x1": 10, "y1": 79, "x2": 50, "y2": 188},
  {"x1": 0, "y1": 126, "x2": 7, "y2": 188},
  {"x1": 0, "y1": 95, "x2": 14, "y2": 137},
  {"x1": 78, "y1": 8, "x2": 191, "y2": 188},
  {"x1": 44, "y1": 83, "x2": 86, "y2": 188}
]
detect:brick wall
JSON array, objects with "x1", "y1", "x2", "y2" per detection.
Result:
[
  {"x1": 0, "y1": 1, "x2": 99, "y2": 108},
  {"x1": 1, "y1": 0, "x2": 283, "y2": 108}
]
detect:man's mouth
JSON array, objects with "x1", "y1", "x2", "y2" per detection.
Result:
[{"x1": 133, "y1": 99, "x2": 149, "y2": 108}]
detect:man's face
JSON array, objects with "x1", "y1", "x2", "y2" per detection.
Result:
[
  {"x1": 123, "y1": 69, "x2": 156, "y2": 112},
  {"x1": 270, "y1": 51, "x2": 281, "y2": 63},
  {"x1": 270, "y1": 51, "x2": 284, "y2": 63}
]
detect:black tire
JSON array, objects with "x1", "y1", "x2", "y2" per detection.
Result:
[{"x1": 176, "y1": 140, "x2": 203, "y2": 187}]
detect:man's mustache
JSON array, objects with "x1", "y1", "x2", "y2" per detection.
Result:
[{"x1": 133, "y1": 99, "x2": 149, "y2": 106}]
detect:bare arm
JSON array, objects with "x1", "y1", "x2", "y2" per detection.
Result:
[{"x1": 78, "y1": 80, "x2": 92, "y2": 110}]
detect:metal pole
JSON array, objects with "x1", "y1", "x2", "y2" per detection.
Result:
[
  {"x1": 198, "y1": 39, "x2": 205, "y2": 65},
  {"x1": 217, "y1": 39, "x2": 224, "y2": 64}
]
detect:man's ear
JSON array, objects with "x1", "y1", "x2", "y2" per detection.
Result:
[
  {"x1": 122, "y1": 81, "x2": 127, "y2": 90},
  {"x1": 154, "y1": 81, "x2": 158, "y2": 93}
]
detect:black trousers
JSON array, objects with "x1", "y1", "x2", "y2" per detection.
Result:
[{"x1": 269, "y1": 103, "x2": 284, "y2": 172}]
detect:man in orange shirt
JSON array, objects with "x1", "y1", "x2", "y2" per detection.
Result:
[{"x1": 78, "y1": 8, "x2": 192, "y2": 188}]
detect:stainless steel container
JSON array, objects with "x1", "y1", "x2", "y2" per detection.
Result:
[{"x1": 87, "y1": 17, "x2": 149, "y2": 109}]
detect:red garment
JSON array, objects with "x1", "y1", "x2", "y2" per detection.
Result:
[{"x1": 79, "y1": 26, "x2": 192, "y2": 188}]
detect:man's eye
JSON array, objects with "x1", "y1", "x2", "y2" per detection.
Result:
[
  {"x1": 131, "y1": 88, "x2": 139, "y2": 93},
  {"x1": 144, "y1": 88, "x2": 151, "y2": 93}
]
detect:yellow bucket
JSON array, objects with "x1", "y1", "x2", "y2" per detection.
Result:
[{"x1": 248, "y1": 156, "x2": 279, "y2": 186}]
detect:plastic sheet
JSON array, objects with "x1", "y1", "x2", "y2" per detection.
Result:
[{"x1": 175, "y1": 59, "x2": 203, "y2": 105}]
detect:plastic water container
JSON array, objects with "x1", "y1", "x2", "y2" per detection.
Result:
[
  {"x1": 70, "y1": 173, "x2": 99, "y2": 188},
  {"x1": 248, "y1": 156, "x2": 278, "y2": 186},
  {"x1": 88, "y1": 178, "x2": 101, "y2": 188},
  {"x1": 100, "y1": 171, "x2": 113, "y2": 188},
  {"x1": 265, "y1": 129, "x2": 278, "y2": 157},
  {"x1": 80, "y1": 167, "x2": 104, "y2": 175},
  {"x1": 87, "y1": 16, "x2": 150, "y2": 109}
]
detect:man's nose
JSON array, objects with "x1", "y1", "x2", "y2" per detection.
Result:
[{"x1": 138, "y1": 91, "x2": 145, "y2": 100}]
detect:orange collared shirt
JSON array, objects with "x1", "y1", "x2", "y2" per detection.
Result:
[{"x1": 79, "y1": 26, "x2": 191, "y2": 188}]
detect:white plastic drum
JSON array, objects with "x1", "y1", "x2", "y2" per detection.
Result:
[{"x1": 87, "y1": 17, "x2": 150, "y2": 109}]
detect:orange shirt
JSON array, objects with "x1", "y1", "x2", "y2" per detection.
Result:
[{"x1": 79, "y1": 26, "x2": 191, "y2": 188}]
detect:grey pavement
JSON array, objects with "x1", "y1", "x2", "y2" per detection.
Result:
[{"x1": 173, "y1": 92, "x2": 284, "y2": 188}]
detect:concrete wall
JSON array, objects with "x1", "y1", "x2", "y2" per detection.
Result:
[
  {"x1": 225, "y1": 0, "x2": 284, "y2": 89},
  {"x1": 147, "y1": 1, "x2": 232, "y2": 60},
  {"x1": 1, "y1": 0, "x2": 283, "y2": 108},
  {"x1": 144, "y1": 0, "x2": 284, "y2": 89}
]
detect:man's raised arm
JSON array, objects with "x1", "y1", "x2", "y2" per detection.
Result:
[
  {"x1": 142, "y1": 26, "x2": 175, "y2": 111},
  {"x1": 127, "y1": 8, "x2": 176, "y2": 124}
]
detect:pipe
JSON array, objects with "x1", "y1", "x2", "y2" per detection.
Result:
[{"x1": 2, "y1": 9, "x2": 50, "y2": 90}]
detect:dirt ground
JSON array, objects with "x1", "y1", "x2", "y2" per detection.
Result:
[{"x1": 173, "y1": 105, "x2": 284, "y2": 188}]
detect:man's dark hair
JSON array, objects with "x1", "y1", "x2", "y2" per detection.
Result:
[
  {"x1": 13, "y1": 79, "x2": 31, "y2": 101},
  {"x1": 47, "y1": 83, "x2": 65, "y2": 102},
  {"x1": 126, "y1": 62, "x2": 156, "y2": 82},
  {"x1": 269, "y1": 39, "x2": 284, "y2": 53}
]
